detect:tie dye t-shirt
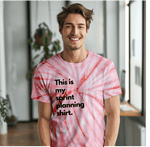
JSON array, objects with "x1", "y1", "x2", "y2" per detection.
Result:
[{"x1": 31, "y1": 50, "x2": 122, "y2": 147}]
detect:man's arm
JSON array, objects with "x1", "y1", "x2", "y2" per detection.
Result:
[
  {"x1": 38, "y1": 101, "x2": 52, "y2": 146},
  {"x1": 104, "y1": 95, "x2": 120, "y2": 146}
]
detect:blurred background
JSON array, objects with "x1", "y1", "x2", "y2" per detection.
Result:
[{"x1": 0, "y1": 0, "x2": 146, "y2": 146}]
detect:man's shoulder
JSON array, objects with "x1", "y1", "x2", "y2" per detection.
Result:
[
  {"x1": 89, "y1": 51, "x2": 112, "y2": 65},
  {"x1": 35, "y1": 53, "x2": 59, "y2": 72}
]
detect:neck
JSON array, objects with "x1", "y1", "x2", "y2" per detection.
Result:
[{"x1": 60, "y1": 49, "x2": 88, "y2": 63}]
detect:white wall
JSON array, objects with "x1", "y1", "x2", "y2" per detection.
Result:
[
  {"x1": 105, "y1": 1, "x2": 125, "y2": 81},
  {"x1": 119, "y1": 1, "x2": 125, "y2": 84},
  {"x1": 106, "y1": 1, "x2": 119, "y2": 74},
  {"x1": 4, "y1": 1, "x2": 29, "y2": 121}
]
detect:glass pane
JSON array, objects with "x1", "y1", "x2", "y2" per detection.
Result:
[{"x1": 130, "y1": 1, "x2": 142, "y2": 112}]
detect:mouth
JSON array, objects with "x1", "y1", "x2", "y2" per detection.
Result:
[{"x1": 69, "y1": 37, "x2": 81, "y2": 42}]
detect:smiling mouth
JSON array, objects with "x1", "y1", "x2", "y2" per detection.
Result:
[{"x1": 69, "y1": 37, "x2": 81, "y2": 42}]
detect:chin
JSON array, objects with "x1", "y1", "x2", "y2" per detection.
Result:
[
  {"x1": 69, "y1": 45, "x2": 83, "y2": 50},
  {"x1": 70, "y1": 47, "x2": 81, "y2": 50}
]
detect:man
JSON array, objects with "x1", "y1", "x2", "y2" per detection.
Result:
[{"x1": 31, "y1": 3, "x2": 122, "y2": 147}]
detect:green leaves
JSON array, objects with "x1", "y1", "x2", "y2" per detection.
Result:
[
  {"x1": 33, "y1": 42, "x2": 41, "y2": 51},
  {"x1": 44, "y1": 46, "x2": 49, "y2": 55},
  {"x1": 42, "y1": 36, "x2": 46, "y2": 45},
  {"x1": 52, "y1": 40, "x2": 61, "y2": 53},
  {"x1": 27, "y1": 22, "x2": 61, "y2": 79},
  {"x1": 28, "y1": 38, "x2": 33, "y2": 44},
  {"x1": 40, "y1": 57, "x2": 45, "y2": 63},
  {"x1": 0, "y1": 98, "x2": 9, "y2": 123},
  {"x1": 33, "y1": 54, "x2": 40, "y2": 60},
  {"x1": 4, "y1": 116, "x2": 9, "y2": 123},
  {"x1": 48, "y1": 30, "x2": 52, "y2": 40}
]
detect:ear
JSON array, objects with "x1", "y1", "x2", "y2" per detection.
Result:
[
  {"x1": 86, "y1": 28, "x2": 89, "y2": 36},
  {"x1": 87, "y1": 28, "x2": 89, "y2": 32},
  {"x1": 59, "y1": 25, "x2": 62, "y2": 34}
]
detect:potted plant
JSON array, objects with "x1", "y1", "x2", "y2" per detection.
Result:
[
  {"x1": 26, "y1": 22, "x2": 61, "y2": 79},
  {"x1": 0, "y1": 96, "x2": 9, "y2": 126}
]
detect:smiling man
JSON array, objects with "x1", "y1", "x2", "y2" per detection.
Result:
[
  {"x1": 62, "y1": 13, "x2": 87, "y2": 49},
  {"x1": 59, "y1": 12, "x2": 89, "y2": 63},
  {"x1": 31, "y1": 3, "x2": 122, "y2": 147}
]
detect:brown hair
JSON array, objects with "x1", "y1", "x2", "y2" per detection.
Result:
[{"x1": 57, "y1": 3, "x2": 93, "y2": 30}]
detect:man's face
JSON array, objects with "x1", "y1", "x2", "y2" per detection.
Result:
[{"x1": 60, "y1": 13, "x2": 88, "y2": 51}]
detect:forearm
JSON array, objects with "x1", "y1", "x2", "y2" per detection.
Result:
[
  {"x1": 37, "y1": 118, "x2": 51, "y2": 146},
  {"x1": 104, "y1": 114, "x2": 120, "y2": 146}
]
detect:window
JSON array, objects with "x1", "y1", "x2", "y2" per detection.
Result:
[{"x1": 128, "y1": 1, "x2": 144, "y2": 113}]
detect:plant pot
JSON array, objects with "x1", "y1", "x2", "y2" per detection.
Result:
[
  {"x1": 8, "y1": 115, "x2": 18, "y2": 127},
  {"x1": 34, "y1": 33, "x2": 51, "y2": 46},
  {"x1": 0, "y1": 121, "x2": 8, "y2": 134}
]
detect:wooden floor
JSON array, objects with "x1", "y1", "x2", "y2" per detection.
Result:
[{"x1": 0, "y1": 122, "x2": 40, "y2": 146}]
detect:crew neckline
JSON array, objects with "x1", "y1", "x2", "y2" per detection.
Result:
[{"x1": 57, "y1": 50, "x2": 91, "y2": 65}]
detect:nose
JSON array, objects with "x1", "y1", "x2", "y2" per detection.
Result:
[{"x1": 71, "y1": 26, "x2": 78, "y2": 36}]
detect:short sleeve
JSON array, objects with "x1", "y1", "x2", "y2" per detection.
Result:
[
  {"x1": 31, "y1": 67, "x2": 50, "y2": 103},
  {"x1": 103, "y1": 61, "x2": 122, "y2": 99}
]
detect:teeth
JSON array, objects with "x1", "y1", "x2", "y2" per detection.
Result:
[{"x1": 70, "y1": 38, "x2": 78, "y2": 41}]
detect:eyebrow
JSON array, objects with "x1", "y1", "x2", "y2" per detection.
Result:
[{"x1": 65, "y1": 23, "x2": 85, "y2": 26}]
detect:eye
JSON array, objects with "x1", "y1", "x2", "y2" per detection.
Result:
[
  {"x1": 79, "y1": 26, "x2": 84, "y2": 29},
  {"x1": 66, "y1": 25, "x2": 71, "y2": 28}
]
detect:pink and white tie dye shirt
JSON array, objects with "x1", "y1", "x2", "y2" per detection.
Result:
[{"x1": 31, "y1": 50, "x2": 122, "y2": 147}]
